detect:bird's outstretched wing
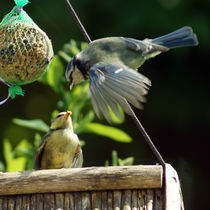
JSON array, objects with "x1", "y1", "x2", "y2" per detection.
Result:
[
  {"x1": 89, "y1": 63, "x2": 151, "y2": 122},
  {"x1": 33, "y1": 133, "x2": 50, "y2": 170}
]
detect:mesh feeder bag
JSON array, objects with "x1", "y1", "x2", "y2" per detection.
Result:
[{"x1": 0, "y1": 0, "x2": 54, "y2": 104}]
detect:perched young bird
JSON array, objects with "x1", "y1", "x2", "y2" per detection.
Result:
[
  {"x1": 33, "y1": 111, "x2": 83, "y2": 170},
  {"x1": 65, "y1": 26, "x2": 198, "y2": 122}
]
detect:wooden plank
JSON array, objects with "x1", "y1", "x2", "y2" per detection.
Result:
[
  {"x1": 22, "y1": 195, "x2": 30, "y2": 210},
  {"x1": 7, "y1": 197, "x2": 15, "y2": 210},
  {"x1": 91, "y1": 191, "x2": 101, "y2": 210},
  {"x1": 43, "y1": 193, "x2": 55, "y2": 210},
  {"x1": 36, "y1": 194, "x2": 44, "y2": 210},
  {"x1": 165, "y1": 164, "x2": 185, "y2": 210},
  {"x1": 131, "y1": 190, "x2": 138, "y2": 210},
  {"x1": 2, "y1": 197, "x2": 7, "y2": 210},
  {"x1": 121, "y1": 190, "x2": 131, "y2": 210},
  {"x1": 64, "y1": 193, "x2": 74, "y2": 210},
  {"x1": 0, "y1": 165, "x2": 162, "y2": 195},
  {"x1": 81, "y1": 192, "x2": 91, "y2": 210},
  {"x1": 138, "y1": 190, "x2": 146, "y2": 210},
  {"x1": 101, "y1": 191, "x2": 108, "y2": 210},
  {"x1": 113, "y1": 191, "x2": 121, "y2": 210},
  {"x1": 55, "y1": 193, "x2": 64, "y2": 209},
  {"x1": 154, "y1": 190, "x2": 162, "y2": 210},
  {"x1": 0, "y1": 197, "x2": 4, "y2": 210},
  {"x1": 30, "y1": 194, "x2": 37, "y2": 210},
  {"x1": 74, "y1": 192, "x2": 82, "y2": 210},
  {"x1": 146, "y1": 190, "x2": 154, "y2": 210},
  {"x1": 15, "y1": 195, "x2": 22, "y2": 210},
  {"x1": 107, "y1": 191, "x2": 113, "y2": 210}
]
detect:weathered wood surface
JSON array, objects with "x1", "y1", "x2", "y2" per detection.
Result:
[
  {"x1": 0, "y1": 189, "x2": 163, "y2": 210},
  {"x1": 165, "y1": 164, "x2": 185, "y2": 210},
  {"x1": 0, "y1": 165, "x2": 162, "y2": 195}
]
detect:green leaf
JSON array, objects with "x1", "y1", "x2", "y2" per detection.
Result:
[
  {"x1": 79, "y1": 140, "x2": 86, "y2": 147},
  {"x1": 34, "y1": 133, "x2": 42, "y2": 147},
  {"x1": 104, "y1": 160, "x2": 109, "y2": 166},
  {"x1": 0, "y1": 161, "x2": 5, "y2": 172},
  {"x1": 39, "y1": 56, "x2": 64, "y2": 93},
  {"x1": 118, "y1": 157, "x2": 134, "y2": 166},
  {"x1": 74, "y1": 110, "x2": 95, "y2": 134},
  {"x1": 83, "y1": 123, "x2": 132, "y2": 143},
  {"x1": 13, "y1": 118, "x2": 49, "y2": 132},
  {"x1": 81, "y1": 42, "x2": 88, "y2": 50},
  {"x1": 3, "y1": 139, "x2": 28, "y2": 172},
  {"x1": 108, "y1": 106, "x2": 125, "y2": 124},
  {"x1": 58, "y1": 50, "x2": 72, "y2": 63},
  {"x1": 112, "y1": 150, "x2": 118, "y2": 166}
]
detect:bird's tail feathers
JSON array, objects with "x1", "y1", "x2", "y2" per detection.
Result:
[{"x1": 151, "y1": 26, "x2": 198, "y2": 49}]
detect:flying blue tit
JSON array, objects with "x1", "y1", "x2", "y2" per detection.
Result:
[
  {"x1": 65, "y1": 26, "x2": 198, "y2": 122},
  {"x1": 34, "y1": 111, "x2": 83, "y2": 170}
]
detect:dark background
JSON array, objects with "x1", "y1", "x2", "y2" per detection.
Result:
[{"x1": 0, "y1": 0, "x2": 210, "y2": 209}]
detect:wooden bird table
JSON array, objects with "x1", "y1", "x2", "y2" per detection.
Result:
[{"x1": 0, "y1": 164, "x2": 184, "y2": 210}]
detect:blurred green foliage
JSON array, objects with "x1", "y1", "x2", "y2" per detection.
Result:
[
  {"x1": 105, "y1": 150, "x2": 134, "y2": 166},
  {"x1": 0, "y1": 40, "x2": 132, "y2": 172}
]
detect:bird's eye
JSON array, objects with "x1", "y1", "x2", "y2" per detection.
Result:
[
  {"x1": 75, "y1": 58, "x2": 82, "y2": 70},
  {"x1": 55, "y1": 113, "x2": 63, "y2": 119}
]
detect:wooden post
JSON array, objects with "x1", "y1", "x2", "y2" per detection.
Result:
[{"x1": 165, "y1": 164, "x2": 185, "y2": 210}]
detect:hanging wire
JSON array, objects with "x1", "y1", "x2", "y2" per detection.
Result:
[
  {"x1": 64, "y1": 0, "x2": 166, "y2": 167},
  {"x1": 124, "y1": 99, "x2": 165, "y2": 166},
  {"x1": 0, "y1": 79, "x2": 11, "y2": 106},
  {"x1": 64, "y1": 0, "x2": 91, "y2": 43}
]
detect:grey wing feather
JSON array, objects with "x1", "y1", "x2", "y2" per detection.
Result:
[
  {"x1": 33, "y1": 133, "x2": 50, "y2": 170},
  {"x1": 71, "y1": 145, "x2": 83, "y2": 168},
  {"x1": 89, "y1": 63, "x2": 151, "y2": 122},
  {"x1": 121, "y1": 37, "x2": 168, "y2": 55}
]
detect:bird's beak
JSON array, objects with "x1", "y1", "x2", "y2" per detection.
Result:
[
  {"x1": 69, "y1": 83, "x2": 74, "y2": 90},
  {"x1": 63, "y1": 111, "x2": 72, "y2": 119}
]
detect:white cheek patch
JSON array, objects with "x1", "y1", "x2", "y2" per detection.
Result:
[
  {"x1": 72, "y1": 68, "x2": 85, "y2": 85},
  {"x1": 114, "y1": 68, "x2": 123, "y2": 74}
]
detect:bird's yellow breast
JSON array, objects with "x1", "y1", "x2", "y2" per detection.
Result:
[{"x1": 41, "y1": 129, "x2": 79, "y2": 169}]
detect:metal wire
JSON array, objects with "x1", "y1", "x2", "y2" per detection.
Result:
[
  {"x1": 64, "y1": 0, "x2": 91, "y2": 43},
  {"x1": 125, "y1": 99, "x2": 166, "y2": 166}
]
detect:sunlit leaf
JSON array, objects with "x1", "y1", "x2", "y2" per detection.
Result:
[
  {"x1": 13, "y1": 139, "x2": 33, "y2": 158},
  {"x1": 63, "y1": 40, "x2": 80, "y2": 56},
  {"x1": 108, "y1": 105, "x2": 125, "y2": 124},
  {"x1": 118, "y1": 157, "x2": 134, "y2": 166},
  {"x1": 13, "y1": 118, "x2": 49, "y2": 132},
  {"x1": 3, "y1": 139, "x2": 28, "y2": 172},
  {"x1": 83, "y1": 123, "x2": 132, "y2": 143},
  {"x1": 79, "y1": 140, "x2": 86, "y2": 147},
  {"x1": 104, "y1": 160, "x2": 109, "y2": 166},
  {"x1": 74, "y1": 110, "x2": 95, "y2": 134},
  {"x1": 0, "y1": 161, "x2": 5, "y2": 172},
  {"x1": 112, "y1": 150, "x2": 118, "y2": 166},
  {"x1": 81, "y1": 42, "x2": 88, "y2": 50},
  {"x1": 58, "y1": 50, "x2": 72, "y2": 63},
  {"x1": 34, "y1": 133, "x2": 42, "y2": 147}
]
